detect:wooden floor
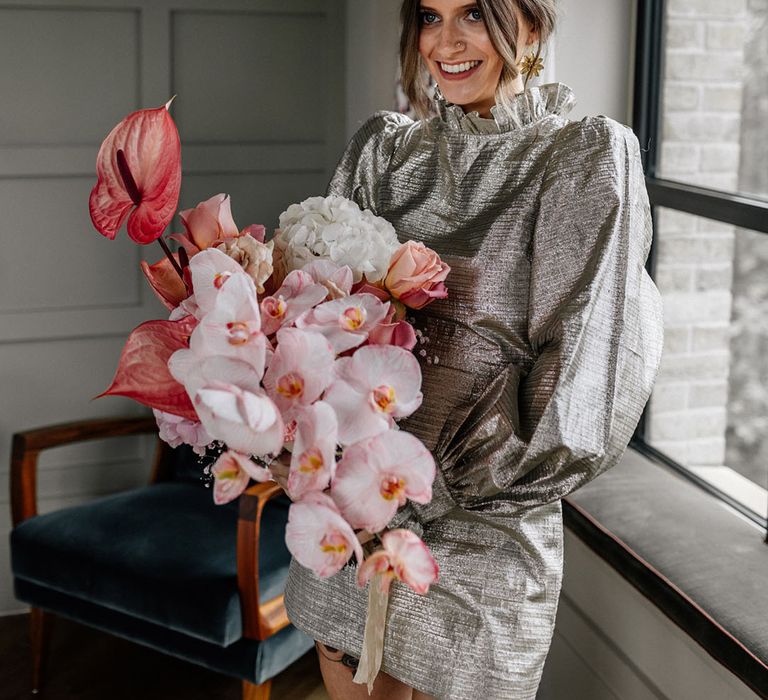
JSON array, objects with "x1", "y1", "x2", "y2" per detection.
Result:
[{"x1": 0, "y1": 613, "x2": 329, "y2": 700}]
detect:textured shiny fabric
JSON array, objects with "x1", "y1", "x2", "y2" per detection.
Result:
[{"x1": 284, "y1": 81, "x2": 665, "y2": 699}]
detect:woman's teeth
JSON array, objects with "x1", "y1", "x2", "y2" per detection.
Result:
[{"x1": 439, "y1": 60, "x2": 481, "y2": 74}]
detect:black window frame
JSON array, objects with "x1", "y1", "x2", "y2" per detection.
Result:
[{"x1": 628, "y1": 0, "x2": 768, "y2": 539}]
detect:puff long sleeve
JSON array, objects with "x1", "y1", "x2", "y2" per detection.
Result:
[
  {"x1": 409, "y1": 117, "x2": 665, "y2": 523},
  {"x1": 325, "y1": 111, "x2": 413, "y2": 209}
]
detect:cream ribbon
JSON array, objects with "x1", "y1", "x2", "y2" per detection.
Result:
[{"x1": 352, "y1": 572, "x2": 390, "y2": 694}]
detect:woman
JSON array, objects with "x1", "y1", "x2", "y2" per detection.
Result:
[{"x1": 282, "y1": 1, "x2": 664, "y2": 698}]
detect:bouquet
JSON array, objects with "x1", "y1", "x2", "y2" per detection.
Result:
[{"x1": 88, "y1": 99, "x2": 451, "y2": 691}]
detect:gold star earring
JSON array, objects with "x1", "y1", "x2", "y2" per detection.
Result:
[{"x1": 519, "y1": 49, "x2": 544, "y2": 78}]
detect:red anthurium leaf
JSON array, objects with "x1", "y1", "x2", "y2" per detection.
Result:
[
  {"x1": 97, "y1": 317, "x2": 198, "y2": 420},
  {"x1": 140, "y1": 254, "x2": 190, "y2": 310},
  {"x1": 89, "y1": 98, "x2": 182, "y2": 245}
]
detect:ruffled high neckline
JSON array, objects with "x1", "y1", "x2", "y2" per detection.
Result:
[{"x1": 434, "y1": 81, "x2": 577, "y2": 135}]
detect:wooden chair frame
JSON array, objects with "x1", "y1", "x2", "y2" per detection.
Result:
[{"x1": 10, "y1": 415, "x2": 291, "y2": 700}]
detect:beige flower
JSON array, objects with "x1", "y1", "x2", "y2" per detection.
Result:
[{"x1": 216, "y1": 235, "x2": 274, "y2": 293}]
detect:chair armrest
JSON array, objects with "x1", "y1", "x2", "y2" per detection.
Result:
[
  {"x1": 237, "y1": 480, "x2": 292, "y2": 641},
  {"x1": 10, "y1": 416, "x2": 163, "y2": 527}
]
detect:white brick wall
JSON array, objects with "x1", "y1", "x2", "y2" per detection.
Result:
[{"x1": 651, "y1": 1, "x2": 749, "y2": 466}]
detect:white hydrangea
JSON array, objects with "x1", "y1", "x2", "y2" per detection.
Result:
[{"x1": 274, "y1": 195, "x2": 401, "y2": 283}]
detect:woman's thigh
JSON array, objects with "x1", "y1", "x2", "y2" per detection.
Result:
[{"x1": 315, "y1": 641, "x2": 414, "y2": 700}]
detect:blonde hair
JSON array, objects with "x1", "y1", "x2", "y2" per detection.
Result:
[{"x1": 399, "y1": 0, "x2": 559, "y2": 121}]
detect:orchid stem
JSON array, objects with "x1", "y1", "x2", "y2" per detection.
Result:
[{"x1": 157, "y1": 237, "x2": 186, "y2": 283}]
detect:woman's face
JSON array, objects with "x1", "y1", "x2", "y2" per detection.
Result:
[{"x1": 418, "y1": 1, "x2": 536, "y2": 117}]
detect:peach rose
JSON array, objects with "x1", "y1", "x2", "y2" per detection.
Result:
[
  {"x1": 171, "y1": 193, "x2": 240, "y2": 255},
  {"x1": 384, "y1": 241, "x2": 450, "y2": 310}
]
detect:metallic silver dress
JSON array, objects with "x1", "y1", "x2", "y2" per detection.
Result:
[{"x1": 284, "y1": 81, "x2": 664, "y2": 699}]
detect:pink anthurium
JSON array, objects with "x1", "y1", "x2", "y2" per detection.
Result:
[
  {"x1": 190, "y1": 273, "x2": 266, "y2": 377},
  {"x1": 331, "y1": 429, "x2": 435, "y2": 533},
  {"x1": 211, "y1": 450, "x2": 272, "y2": 505},
  {"x1": 262, "y1": 328, "x2": 335, "y2": 423},
  {"x1": 294, "y1": 293, "x2": 390, "y2": 353},
  {"x1": 260, "y1": 270, "x2": 329, "y2": 337},
  {"x1": 89, "y1": 98, "x2": 181, "y2": 244},
  {"x1": 357, "y1": 529, "x2": 439, "y2": 595},
  {"x1": 285, "y1": 491, "x2": 363, "y2": 578},
  {"x1": 323, "y1": 345, "x2": 423, "y2": 445},
  {"x1": 286, "y1": 401, "x2": 339, "y2": 500},
  {"x1": 98, "y1": 316, "x2": 198, "y2": 421}
]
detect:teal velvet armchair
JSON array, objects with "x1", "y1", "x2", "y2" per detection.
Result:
[{"x1": 9, "y1": 416, "x2": 314, "y2": 699}]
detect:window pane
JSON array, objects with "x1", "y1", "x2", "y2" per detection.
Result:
[
  {"x1": 648, "y1": 207, "x2": 768, "y2": 516},
  {"x1": 659, "y1": 0, "x2": 767, "y2": 201}
]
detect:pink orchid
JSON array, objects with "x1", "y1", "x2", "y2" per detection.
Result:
[
  {"x1": 170, "y1": 193, "x2": 239, "y2": 255},
  {"x1": 260, "y1": 270, "x2": 329, "y2": 337},
  {"x1": 294, "y1": 293, "x2": 390, "y2": 354},
  {"x1": 153, "y1": 409, "x2": 212, "y2": 456},
  {"x1": 285, "y1": 491, "x2": 363, "y2": 578},
  {"x1": 190, "y1": 273, "x2": 266, "y2": 377},
  {"x1": 283, "y1": 419, "x2": 298, "y2": 447},
  {"x1": 286, "y1": 401, "x2": 339, "y2": 500},
  {"x1": 98, "y1": 316, "x2": 198, "y2": 421},
  {"x1": 169, "y1": 354, "x2": 263, "y2": 405},
  {"x1": 366, "y1": 305, "x2": 417, "y2": 350},
  {"x1": 169, "y1": 295, "x2": 201, "y2": 322},
  {"x1": 211, "y1": 450, "x2": 272, "y2": 505},
  {"x1": 262, "y1": 328, "x2": 335, "y2": 423},
  {"x1": 357, "y1": 529, "x2": 439, "y2": 595},
  {"x1": 89, "y1": 99, "x2": 181, "y2": 244},
  {"x1": 141, "y1": 254, "x2": 190, "y2": 311},
  {"x1": 194, "y1": 382, "x2": 284, "y2": 458},
  {"x1": 301, "y1": 260, "x2": 353, "y2": 300},
  {"x1": 189, "y1": 248, "x2": 253, "y2": 316},
  {"x1": 331, "y1": 430, "x2": 434, "y2": 532},
  {"x1": 323, "y1": 345, "x2": 423, "y2": 445}
]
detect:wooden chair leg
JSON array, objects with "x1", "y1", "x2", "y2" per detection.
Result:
[
  {"x1": 242, "y1": 678, "x2": 272, "y2": 700},
  {"x1": 30, "y1": 607, "x2": 52, "y2": 694}
]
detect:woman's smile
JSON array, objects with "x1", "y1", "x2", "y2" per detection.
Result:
[{"x1": 436, "y1": 60, "x2": 483, "y2": 80}]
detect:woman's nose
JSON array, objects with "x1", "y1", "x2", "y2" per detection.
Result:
[{"x1": 437, "y1": 23, "x2": 466, "y2": 53}]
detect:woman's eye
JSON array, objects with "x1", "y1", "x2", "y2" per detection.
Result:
[
  {"x1": 420, "y1": 11, "x2": 439, "y2": 25},
  {"x1": 468, "y1": 8, "x2": 483, "y2": 22}
]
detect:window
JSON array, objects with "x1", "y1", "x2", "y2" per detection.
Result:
[{"x1": 630, "y1": 0, "x2": 768, "y2": 535}]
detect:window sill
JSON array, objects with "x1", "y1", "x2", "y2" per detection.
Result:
[{"x1": 562, "y1": 448, "x2": 768, "y2": 699}]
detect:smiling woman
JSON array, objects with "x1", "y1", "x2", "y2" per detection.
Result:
[
  {"x1": 282, "y1": 0, "x2": 665, "y2": 698},
  {"x1": 401, "y1": 0, "x2": 556, "y2": 120}
]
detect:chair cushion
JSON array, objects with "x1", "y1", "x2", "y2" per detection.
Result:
[
  {"x1": 14, "y1": 578, "x2": 315, "y2": 685},
  {"x1": 14, "y1": 578, "x2": 314, "y2": 685},
  {"x1": 11, "y1": 482, "x2": 293, "y2": 647}
]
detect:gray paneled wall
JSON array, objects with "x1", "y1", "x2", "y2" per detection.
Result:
[{"x1": 0, "y1": 0, "x2": 346, "y2": 615}]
